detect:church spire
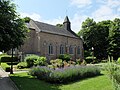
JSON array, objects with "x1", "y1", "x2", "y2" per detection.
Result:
[{"x1": 63, "y1": 16, "x2": 71, "y2": 31}]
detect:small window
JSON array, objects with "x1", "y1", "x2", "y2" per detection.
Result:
[
  {"x1": 77, "y1": 46, "x2": 80, "y2": 54},
  {"x1": 69, "y1": 46, "x2": 73, "y2": 54},
  {"x1": 49, "y1": 44, "x2": 53, "y2": 54},
  {"x1": 60, "y1": 45, "x2": 64, "y2": 54}
]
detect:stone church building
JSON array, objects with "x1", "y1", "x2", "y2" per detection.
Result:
[{"x1": 19, "y1": 16, "x2": 84, "y2": 60}]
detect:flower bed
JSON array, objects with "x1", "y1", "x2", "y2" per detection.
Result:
[{"x1": 29, "y1": 65, "x2": 101, "y2": 83}]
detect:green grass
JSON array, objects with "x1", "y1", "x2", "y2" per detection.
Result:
[{"x1": 10, "y1": 72, "x2": 114, "y2": 90}]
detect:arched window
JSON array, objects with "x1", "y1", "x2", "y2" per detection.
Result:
[
  {"x1": 60, "y1": 45, "x2": 64, "y2": 54},
  {"x1": 77, "y1": 46, "x2": 80, "y2": 54},
  {"x1": 69, "y1": 46, "x2": 73, "y2": 54},
  {"x1": 49, "y1": 44, "x2": 53, "y2": 54}
]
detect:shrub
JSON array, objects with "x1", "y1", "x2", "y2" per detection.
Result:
[
  {"x1": 58, "y1": 54, "x2": 71, "y2": 62},
  {"x1": 117, "y1": 57, "x2": 120, "y2": 64},
  {"x1": 104, "y1": 57, "x2": 120, "y2": 90},
  {"x1": 50, "y1": 59, "x2": 63, "y2": 69},
  {"x1": 85, "y1": 56, "x2": 96, "y2": 63},
  {"x1": 1, "y1": 56, "x2": 18, "y2": 62},
  {"x1": 1, "y1": 63, "x2": 10, "y2": 72},
  {"x1": 17, "y1": 62, "x2": 28, "y2": 69},
  {"x1": 25, "y1": 55, "x2": 39, "y2": 67},
  {"x1": 34, "y1": 57, "x2": 47, "y2": 66},
  {"x1": 29, "y1": 65, "x2": 100, "y2": 83}
]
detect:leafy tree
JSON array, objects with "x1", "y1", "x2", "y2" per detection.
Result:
[
  {"x1": 108, "y1": 18, "x2": 120, "y2": 59},
  {"x1": 0, "y1": 0, "x2": 28, "y2": 52},
  {"x1": 78, "y1": 18, "x2": 112, "y2": 59},
  {"x1": 78, "y1": 18, "x2": 97, "y2": 56},
  {"x1": 95, "y1": 20, "x2": 111, "y2": 59},
  {"x1": 56, "y1": 24, "x2": 63, "y2": 28},
  {"x1": 0, "y1": 0, "x2": 28, "y2": 73}
]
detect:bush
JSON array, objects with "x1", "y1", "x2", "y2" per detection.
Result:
[
  {"x1": 85, "y1": 56, "x2": 96, "y2": 63},
  {"x1": 17, "y1": 62, "x2": 28, "y2": 69},
  {"x1": 117, "y1": 57, "x2": 120, "y2": 64},
  {"x1": 34, "y1": 57, "x2": 47, "y2": 66},
  {"x1": 25, "y1": 55, "x2": 39, "y2": 67},
  {"x1": 1, "y1": 56, "x2": 18, "y2": 62},
  {"x1": 29, "y1": 65, "x2": 100, "y2": 83},
  {"x1": 1, "y1": 63, "x2": 10, "y2": 72},
  {"x1": 50, "y1": 59, "x2": 63, "y2": 69},
  {"x1": 58, "y1": 54, "x2": 71, "y2": 62},
  {"x1": 104, "y1": 57, "x2": 120, "y2": 90}
]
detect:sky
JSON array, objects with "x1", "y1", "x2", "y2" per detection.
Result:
[{"x1": 14, "y1": 0, "x2": 120, "y2": 33}]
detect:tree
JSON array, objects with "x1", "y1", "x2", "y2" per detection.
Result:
[
  {"x1": 78, "y1": 18, "x2": 112, "y2": 60},
  {"x1": 108, "y1": 18, "x2": 120, "y2": 59},
  {"x1": 94, "y1": 20, "x2": 111, "y2": 59},
  {"x1": 56, "y1": 24, "x2": 63, "y2": 28},
  {"x1": 0, "y1": 0, "x2": 28, "y2": 52},
  {"x1": 0, "y1": 0, "x2": 28, "y2": 73},
  {"x1": 78, "y1": 18, "x2": 97, "y2": 56}
]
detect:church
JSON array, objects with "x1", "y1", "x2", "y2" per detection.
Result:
[{"x1": 19, "y1": 16, "x2": 84, "y2": 60}]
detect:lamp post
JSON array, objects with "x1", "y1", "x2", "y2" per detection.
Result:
[{"x1": 92, "y1": 47, "x2": 94, "y2": 62}]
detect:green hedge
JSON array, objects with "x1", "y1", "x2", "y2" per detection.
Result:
[
  {"x1": 1, "y1": 56, "x2": 18, "y2": 62},
  {"x1": 29, "y1": 65, "x2": 101, "y2": 83},
  {"x1": 58, "y1": 54, "x2": 71, "y2": 62},
  {"x1": 25, "y1": 55, "x2": 39, "y2": 67},
  {"x1": 1, "y1": 63, "x2": 10, "y2": 72},
  {"x1": 85, "y1": 56, "x2": 96, "y2": 63},
  {"x1": 17, "y1": 62, "x2": 27, "y2": 69}
]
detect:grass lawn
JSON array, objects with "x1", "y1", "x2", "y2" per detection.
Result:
[{"x1": 10, "y1": 72, "x2": 114, "y2": 90}]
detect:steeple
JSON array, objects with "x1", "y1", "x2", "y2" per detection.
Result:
[{"x1": 63, "y1": 16, "x2": 71, "y2": 31}]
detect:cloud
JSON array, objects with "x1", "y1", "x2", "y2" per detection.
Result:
[
  {"x1": 20, "y1": 12, "x2": 42, "y2": 21},
  {"x1": 44, "y1": 17, "x2": 63, "y2": 26},
  {"x1": 91, "y1": 5, "x2": 113, "y2": 21},
  {"x1": 97, "y1": 0, "x2": 120, "y2": 8},
  {"x1": 70, "y1": 0, "x2": 92, "y2": 8},
  {"x1": 71, "y1": 14, "x2": 88, "y2": 33}
]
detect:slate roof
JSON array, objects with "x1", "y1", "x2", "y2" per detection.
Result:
[{"x1": 28, "y1": 19, "x2": 79, "y2": 38}]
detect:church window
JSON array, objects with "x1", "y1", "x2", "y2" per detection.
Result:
[
  {"x1": 60, "y1": 45, "x2": 64, "y2": 54},
  {"x1": 77, "y1": 46, "x2": 80, "y2": 54},
  {"x1": 49, "y1": 44, "x2": 53, "y2": 54},
  {"x1": 69, "y1": 46, "x2": 73, "y2": 54}
]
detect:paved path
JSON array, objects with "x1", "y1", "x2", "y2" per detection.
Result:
[{"x1": 0, "y1": 67, "x2": 19, "y2": 90}]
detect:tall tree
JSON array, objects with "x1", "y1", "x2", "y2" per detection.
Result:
[
  {"x1": 95, "y1": 20, "x2": 111, "y2": 59},
  {"x1": 108, "y1": 18, "x2": 120, "y2": 59},
  {"x1": 78, "y1": 18, "x2": 112, "y2": 59},
  {"x1": 0, "y1": 0, "x2": 28, "y2": 52},
  {"x1": 0, "y1": 0, "x2": 28, "y2": 74}
]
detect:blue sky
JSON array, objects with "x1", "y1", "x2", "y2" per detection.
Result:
[{"x1": 14, "y1": 0, "x2": 120, "y2": 33}]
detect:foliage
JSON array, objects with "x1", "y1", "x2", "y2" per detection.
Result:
[
  {"x1": 29, "y1": 65, "x2": 100, "y2": 83},
  {"x1": 76, "y1": 59, "x2": 87, "y2": 65},
  {"x1": 56, "y1": 24, "x2": 63, "y2": 28},
  {"x1": 85, "y1": 56, "x2": 96, "y2": 63},
  {"x1": 0, "y1": 0, "x2": 28, "y2": 52},
  {"x1": 24, "y1": 17, "x2": 31, "y2": 23},
  {"x1": 1, "y1": 56, "x2": 18, "y2": 62},
  {"x1": 104, "y1": 57, "x2": 120, "y2": 90},
  {"x1": 17, "y1": 62, "x2": 28, "y2": 69},
  {"x1": 1, "y1": 63, "x2": 10, "y2": 72},
  {"x1": 78, "y1": 18, "x2": 113, "y2": 60},
  {"x1": 58, "y1": 54, "x2": 71, "y2": 62},
  {"x1": 10, "y1": 72, "x2": 113, "y2": 90},
  {"x1": 117, "y1": 57, "x2": 120, "y2": 64},
  {"x1": 34, "y1": 57, "x2": 47, "y2": 66},
  {"x1": 108, "y1": 18, "x2": 120, "y2": 60},
  {"x1": 25, "y1": 55, "x2": 39, "y2": 67},
  {"x1": 50, "y1": 59, "x2": 63, "y2": 69}
]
